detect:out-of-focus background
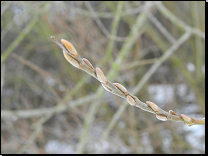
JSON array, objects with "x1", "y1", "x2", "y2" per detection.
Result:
[{"x1": 1, "y1": 1, "x2": 205, "y2": 154}]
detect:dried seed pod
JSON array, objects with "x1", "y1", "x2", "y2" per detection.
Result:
[
  {"x1": 169, "y1": 110, "x2": 178, "y2": 115},
  {"x1": 83, "y1": 58, "x2": 95, "y2": 70},
  {"x1": 61, "y1": 39, "x2": 78, "y2": 56},
  {"x1": 127, "y1": 95, "x2": 137, "y2": 106},
  {"x1": 181, "y1": 114, "x2": 191, "y2": 123},
  {"x1": 146, "y1": 101, "x2": 160, "y2": 112},
  {"x1": 96, "y1": 67, "x2": 108, "y2": 84},
  {"x1": 63, "y1": 50, "x2": 80, "y2": 68},
  {"x1": 156, "y1": 114, "x2": 167, "y2": 121},
  {"x1": 113, "y1": 83, "x2": 128, "y2": 94},
  {"x1": 101, "y1": 83, "x2": 112, "y2": 92}
]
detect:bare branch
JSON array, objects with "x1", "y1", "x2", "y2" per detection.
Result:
[
  {"x1": 1, "y1": 94, "x2": 97, "y2": 119},
  {"x1": 84, "y1": 1, "x2": 127, "y2": 42},
  {"x1": 50, "y1": 35, "x2": 205, "y2": 127},
  {"x1": 155, "y1": 1, "x2": 205, "y2": 39}
]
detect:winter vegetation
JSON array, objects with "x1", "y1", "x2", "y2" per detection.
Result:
[{"x1": 1, "y1": 1, "x2": 205, "y2": 154}]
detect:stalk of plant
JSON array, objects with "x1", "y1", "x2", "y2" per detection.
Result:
[{"x1": 51, "y1": 36, "x2": 205, "y2": 126}]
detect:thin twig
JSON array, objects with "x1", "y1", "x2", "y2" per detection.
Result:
[
  {"x1": 1, "y1": 2, "x2": 50, "y2": 63},
  {"x1": 51, "y1": 31, "x2": 204, "y2": 127},
  {"x1": 85, "y1": 1, "x2": 127, "y2": 42},
  {"x1": 68, "y1": 4, "x2": 143, "y2": 18},
  {"x1": 16, "y1": 113, "x2": 53, "y2": 154},
  {"x1": 147, "y1": 12, "x2": 176, "y2": 44},
  {"x1": 99, "y1": 1, "x2": 124, "y2": 66},
  {"x1": 11, "y1": 53, "x2": 61, "y2": 100},
  {"x1": 155, "y1": 1, "x2": 205, "y2": 39},
  {"x1": 1, "y1": 94, "x2": 97, "y2": 119},
  {"x1": 121, "y1": 58, "x2": 159, "y2": 70},
  {"x1": 11, "y1": 53, "x2": 49, "y2": 79}
]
